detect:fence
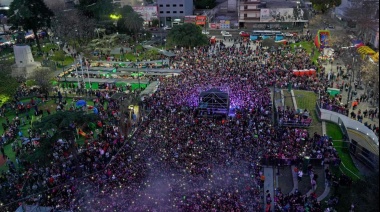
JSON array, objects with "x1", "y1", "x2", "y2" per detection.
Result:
[
  {"x1": 260, "y1": 157, "x2": 323, "y2": 167},
  {"x1": 316, "y1": 102, "x2": 349, "y2": 141}
]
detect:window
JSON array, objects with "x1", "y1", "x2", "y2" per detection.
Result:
[
  {"x1": 179, "y1": 4, "x2": 183, "y2": 7},
  {"x1": 173, "y1": 4, "x2": 177, "y2": 7},
  {"x1": 166, "y1": 11, "x2": 170, "y2": 13},
  {"x1": 173, "y1": 11, "x2": 177, "y2": 13},
  {"x1": 244, "y1": 6, "x2": 248, "y2": 9},
  {"x1": 166, "y1": 4, "x2": 170, "y2": 7},
  {"x1": 160, "y1": 11, "x2": 163, "y2": 13},
  {"x1": 159, "y1": 4, "x2": 163, "y2": 7},
  {"x1": 180, "y1": 11, "x2": 184, "y2": 13}
]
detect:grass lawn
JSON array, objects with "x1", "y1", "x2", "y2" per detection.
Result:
[
  {"x1": 0, "y1": 47, "x2": 14, "y2": 57},
  {"x1": 290, "y1": 41, "x2": 320, "y2": 65},
  {"x1": 56, "y1": 56, "x2": 75, "y2": 67},
  {"x1": 293, "y1": 90, "x2": 322, "y2": 135},
  {"x1": 326, "y1": 122, "x2": 344, "y2": 141},
  {"x1": 282, "y1": 90, "x2": 294, "y2": 108},
  {"x1": 332, "y1": 142, "x2": 362, "y2": 181}
]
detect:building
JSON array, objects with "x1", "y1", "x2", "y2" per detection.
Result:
[
  {"x1": 238, "y1": 0, "x2": 310, "y2": 29},
  {"x1": 156, "y1": 0, "x2": 193, "y2": 27},
  {"x1": 112, "y1": 0, "x2": 144, "y2": 7}
]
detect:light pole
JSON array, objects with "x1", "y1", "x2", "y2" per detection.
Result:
[
  {"x1": 75, "y1": 58, "x2": 81, "y2": 90},
  {"x1": 136, "y1": 59, "x2": 141, "y2": 92}
]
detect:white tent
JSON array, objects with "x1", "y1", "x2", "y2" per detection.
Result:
[{"x1": 140, "y1": 81, "x2": 160, "y2": 101}]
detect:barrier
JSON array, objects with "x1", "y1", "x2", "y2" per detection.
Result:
[{"x1": 316, "y1": 102, "x2": 349, "y2": 140}]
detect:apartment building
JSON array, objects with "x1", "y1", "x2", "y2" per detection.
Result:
[
  {"x1": 156, "y1": 0, "x2": 193, "y2": 27},
  {"x1": 238, "y1": 0, "x2": 261, "y2": 28}
]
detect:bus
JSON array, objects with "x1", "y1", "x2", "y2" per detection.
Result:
[{"x1": 250, "y1": 30, "x2": 284, "y2": 41}]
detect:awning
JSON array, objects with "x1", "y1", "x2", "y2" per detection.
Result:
[
  {"x1": 371, "y1": 52, "x2": 379, "y2": 62},
  {"x1": 357, "y1": 46, "x2": 376, "y2": 55},
  {"x1": 352, "y1": 39, "x2": 364, "y2": 48}
]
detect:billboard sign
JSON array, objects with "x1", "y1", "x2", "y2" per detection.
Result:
[
  {"x1": 132, "y1": 6, "x2": 158, "y2": 22},
  {"x1": 260, "y1": 8, "x2": 307, "y2": 22},
  {"x1": 184, "y1": 16, "x2": 197, "y2": 23}
]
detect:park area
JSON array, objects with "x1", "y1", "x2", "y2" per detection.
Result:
[{"x1": 0, "y1": 96, "x2": 105, "y2": 171}]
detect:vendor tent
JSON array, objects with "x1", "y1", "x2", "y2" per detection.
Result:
[
  {"x1": 327, "y1": 88, "x2": 340, "y2": 96},
  {"x1": 371, "y1": 52, "x2": 379, "y2": 63},
  {"x1": 76, "y1": 100, "x2": 86, "y2": 107},
  {"x1": 352, "y1": 40, "x2": 364, "y2": 48},
  {"x1": 357, "y1": 46, "x2": 376, "y2": 58},
  {"x1": 140, "y1": 81, "x2": 160, "y2": 100}
]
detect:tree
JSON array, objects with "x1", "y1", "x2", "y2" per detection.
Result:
[
  {"x1": 0, "y1": 61, "x2": 19, "y2": 107},
  {"x1": 328, "y1": 30, "x2": 351, "y2": 48},
  {"x1": 8, "y1": 0, "x2": 54, "y2": 52},
  {"x1": 25, "y1": 111, "x2": 98, "y2": 165},
  {"x1": 51, "y1": 9, "x2": 96, "y2": 46},
  {"x1": 310, "y1": 0, "x2": 341, "y2": 13},
  {"x1": 77, "y1": 0, "x2": 115, "y2": 21},
  {"x1": 151, "y1": 19, "x2": 159, "y2": 27},
  {"x1": 167, "y1": 23, "x2": 209, "y2": 48},
  {"x1": 194, "y1": 0, "x2": 217, "y2": 9},
  {"x1": 118, "y1": 11, "x2": 144, "y2": 40},
  {"x1": 360, "y1": 62, "x2": 379, "y2": 99},
  {"x1": 32, "y1": 68, "x2": 52, "y2": 95},
  {"x1": 345, "y1": 0, "x2": 379, "y2": 43}
]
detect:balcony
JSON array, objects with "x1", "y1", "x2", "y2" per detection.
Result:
[
  {"x1": 240, "y1": 0, "x2": 261, "y2": 5},
  {"x1": 240, "y1": 17, "x2": 261, "y2": 21},
  {"x1": 240, "y1": 8, "x2": 261, "y2": 11}
]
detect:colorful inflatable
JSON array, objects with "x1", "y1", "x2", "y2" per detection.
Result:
[{"x1": 314, "y1": 30, "x2": 330, "y2": 49}]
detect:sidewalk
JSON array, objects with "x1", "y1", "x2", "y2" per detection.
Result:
[
  {"x1": 321, "y1": 59, "x2": 379, "y2": 129},
  {"x1": 263, "y1": 166, "x2": 275, "y2": 212}
]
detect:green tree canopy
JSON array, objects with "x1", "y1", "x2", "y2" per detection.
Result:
[
  {"x1": 0, "y1": 62, "x2": 20, "y2": 106},
  {"x1": 32, "y1": 68, "x2": 52, "y2": 95},
  {"x1": 33, "y1": 111, "x2": 98, "y2": 131},
  {"x1": 8, "y1": 0, "x2": 54, "y2": 52},
  {"x1": 26, "y1": 111, "x2": 98, "y2": 165},
  {"x1": 311, "y1": 0, "x2": 341, "y2": 13},
  {"x1": 194, "y1": 0, "x2": 217, "y2": 9},
  {"x1": 117, "y1": 11, "x2": 144, "y2": 40},
  {"x1": 78, "y1": 0, "x2": 115, "y2": 20},
  {"x1": 167, "y1": 23, "x2": 209, "y2": 48}
]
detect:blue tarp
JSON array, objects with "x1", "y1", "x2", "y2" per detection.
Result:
[{"x1": 76, "y1": 100, "x2": 86, "y2": 107}]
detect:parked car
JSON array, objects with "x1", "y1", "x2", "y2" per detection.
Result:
[
  {"x1": 222, "y1": 31, "x2": 232, "y2": 37},
  {"x1": 202, "y1": 30, "x2": 209, "y2": 35},
  {"x1": 239, "y1": 31, "x2": 250, "y2": 37}
]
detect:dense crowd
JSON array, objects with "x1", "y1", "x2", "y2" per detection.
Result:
[{"x1": 0, "y1": 40, "x2": 349, "y2": 212}]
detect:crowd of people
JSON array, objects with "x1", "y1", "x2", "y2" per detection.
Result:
[{"x1": 0, "y1": 39, "x2": 355, "y2": 212}]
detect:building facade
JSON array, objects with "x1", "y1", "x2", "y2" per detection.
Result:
[
  {"x1": 112, "y1": 0, "x2": 144, "y2": 7},
  {"x1": 156, "y1": 0, "x2": 193, "y2": 27},
  {"x1": 238, "y1": 0, "x2": 310, "y2": 29}
]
